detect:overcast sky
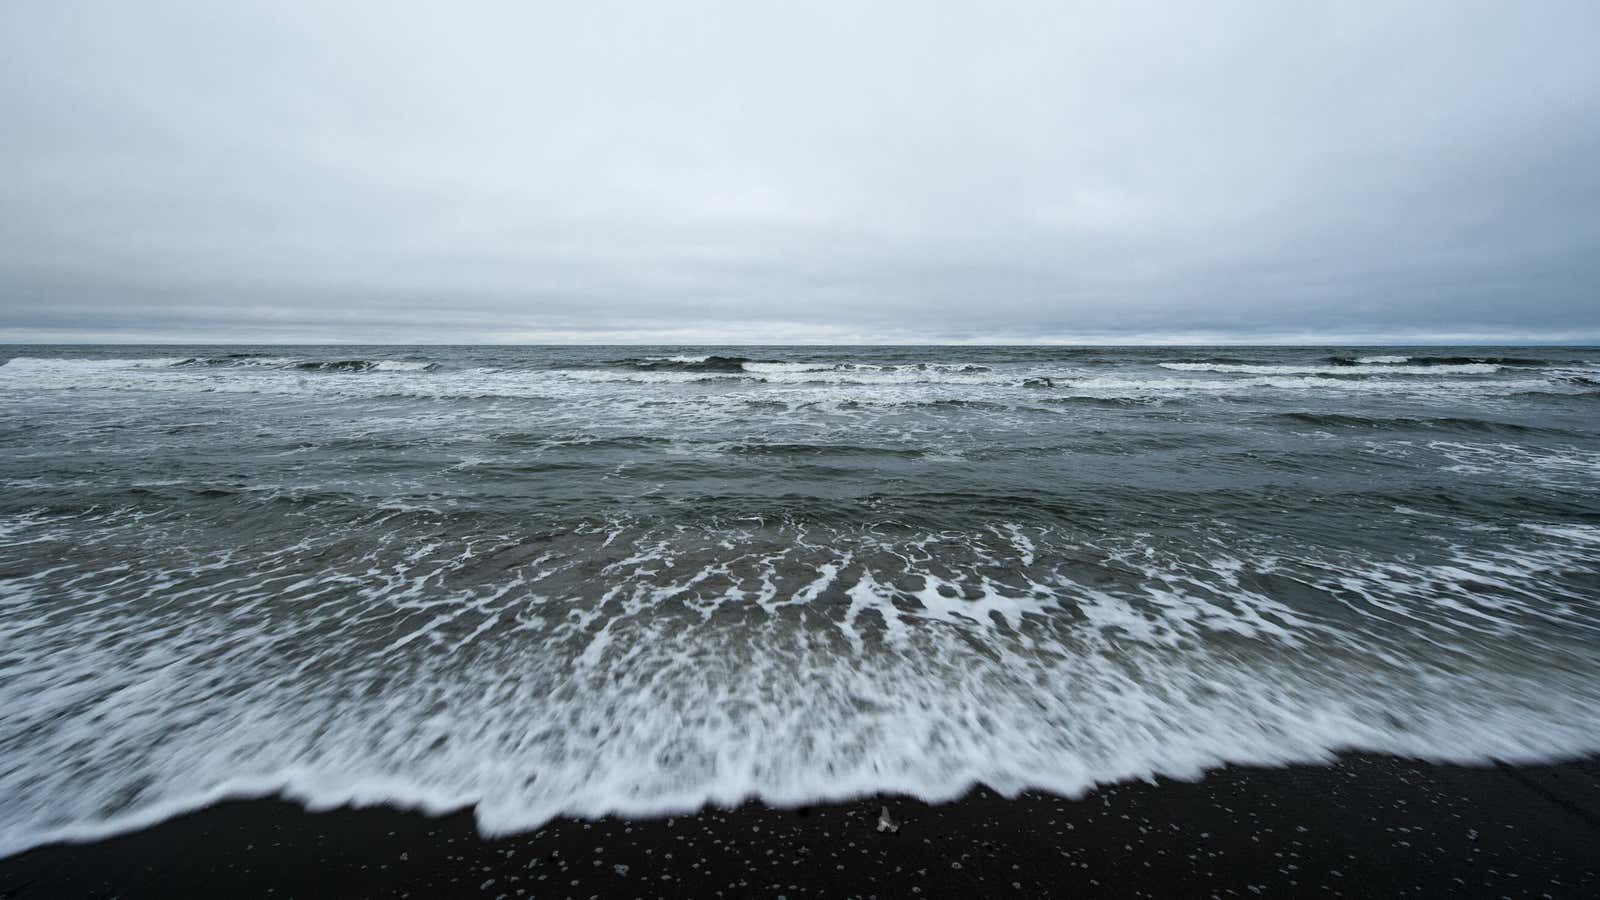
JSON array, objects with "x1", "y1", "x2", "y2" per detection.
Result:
[{"x1": 2, "y1": 1, "x2": 1598, "y2": 344}]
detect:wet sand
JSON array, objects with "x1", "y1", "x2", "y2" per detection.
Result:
[{"x1": 2, "y1": 754, "x2": 1597, "y2": 898}]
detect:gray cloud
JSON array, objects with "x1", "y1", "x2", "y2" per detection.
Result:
[{"x1": 2, "y1": 0, "x2": 1598, "y2": 343}]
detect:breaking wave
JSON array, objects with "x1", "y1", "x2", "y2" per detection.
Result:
[
  {"x1": 1162, "y1": 361, "x2": 1502, "y2": 376},
  {"x1": 619, "y1": 354, "x2": 754, "y2": 372},
  {"x1": 1324, "y1": 354, "x2": 1549, "y2": 367},
  {"x1": 39, "y1": 355, "x2": 446, "y2": 373},
  {"x1": 1, "y1": 508, "x2": 1598, "y2": 859}
]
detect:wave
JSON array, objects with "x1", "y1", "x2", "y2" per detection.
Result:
[
  {"x1": 616, "y1": 354, "x2": 754, "y2": 373},
  {"x1": 170, "y1": 352, "x2": 276, "y2": 364},
  {"x1": 170, "y1": 354, "x2": 289, "y2": 367},
  {"x1": 1507, "y1": 389, "x2": 1600, "y2": 402},
  {"x1": 1408, "y1": 355, "x2": 1548, "y2": 366},
  {"x1": 288, "y1": 359, "x2": 439, "y2": 372},
  {"x1": 1267, "y1": 411, "x2": 1576, "y2": 436},
  {"x1": 1, "y1": 356, "x2": 195, "y2": 371},
  {"x1": 823, "y1": 362, "x2": 993, "y2": 373},
  {"x1": 487, "y1": 433, "x2": 675, "y2": 451},
  {"x1": 603, "y1": 358, "x2": 1001, "y2": 380},
  {"x1": 1044, "y1": 395, "x2": 1165, "y2": 408},
  {"x1": 555, "y1": 367, "x2": 1045, "y2": 388},
  {"x1": 720, "y1": 441, "x2": 926, "y2": 458},
  {"x1": 1162, "y1": 362, "x2": 1502, "y2": 376},
  {"x1": 1325, "y1": 355, "x2": 1548, "y2": 367},
  {"x1": 3, "y1": 355, "x2": 441, "y2": 374}
]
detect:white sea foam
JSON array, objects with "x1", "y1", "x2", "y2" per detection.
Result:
[
  {"x1": 742, "y1": 361, "x2": 828, "y2": 374},
  {"x1": 1356, "y1": 355, "x2": 1411, "y2": 364},
  {"x1": 562, "y1": 363, "x2": 1016, "y2": 387},
  {"x1": 1427, "y1": 441, "x2": 1600, "y2": 489},
  {"x1": 0, "y1": 356, "x2": 194, "y2": 373},
  {"x1": 369, "y1": 360, "x2": 437, "y2": 372},
  {"x1": 1159, "y1": 362, "x2": 1501, "y2": 375},
  {"x1": 0, "y1": 509, "x2": 1597, "y2": 858}
]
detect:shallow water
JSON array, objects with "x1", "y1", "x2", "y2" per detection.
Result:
[{"x1": 1, "y1": 344, "x2": 1598, "y2": 855}]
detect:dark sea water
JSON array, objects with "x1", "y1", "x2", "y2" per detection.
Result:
[{"x1": 2, "y1": 344, "x2": 1598, "y2": 854}]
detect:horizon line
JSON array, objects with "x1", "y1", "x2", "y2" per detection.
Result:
[{"x1": 3, "y1": 339, "x2": 1599, "y2": 348}]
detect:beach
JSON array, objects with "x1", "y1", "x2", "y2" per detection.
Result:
[{"x1": 3, "y1": 753, "x2": 1598, "y2": 898}]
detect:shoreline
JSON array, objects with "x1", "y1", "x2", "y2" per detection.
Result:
[{"x1": 2, "y1": 754, "x2": 1597, "y2": 898}]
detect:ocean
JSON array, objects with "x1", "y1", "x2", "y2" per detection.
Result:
[{"x1": 1, "y1": 344, "x2": 1597, "y2": 857}]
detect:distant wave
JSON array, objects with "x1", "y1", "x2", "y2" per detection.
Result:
[
  {"x1": 560, "y1": 361, "x2": 1034, "y2": 388},
  {"x1": 1324, "y1": 355, "x2": 1548, "y2": 367},
  {"x1": 604, "y1": 357, "x2": 999, "y2": 377},
  {"x1": 186, "y1": 357, "x2": 440, "y2": 372},
  {"x1": 618, "y1": 354, "x2": 754, "y2": 373},
  {"x1": 3, "y1": 355, "x2": 442, "y2": 375},
  {"x1": 1161, "y1": 361, "x2": 1502, "y2": 376}
]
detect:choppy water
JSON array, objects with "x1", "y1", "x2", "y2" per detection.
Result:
[{"x1": 2, "y1": 344, "x2": 1598, "y2": 855}]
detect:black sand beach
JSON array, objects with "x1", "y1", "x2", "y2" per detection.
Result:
[{"x1": 3, "y1": 754, "x2": 1597, "y2": 899}]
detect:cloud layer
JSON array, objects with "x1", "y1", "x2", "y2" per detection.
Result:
[{"x1": 3, "y1": 1, "x2": 1598, "y2": 343}]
